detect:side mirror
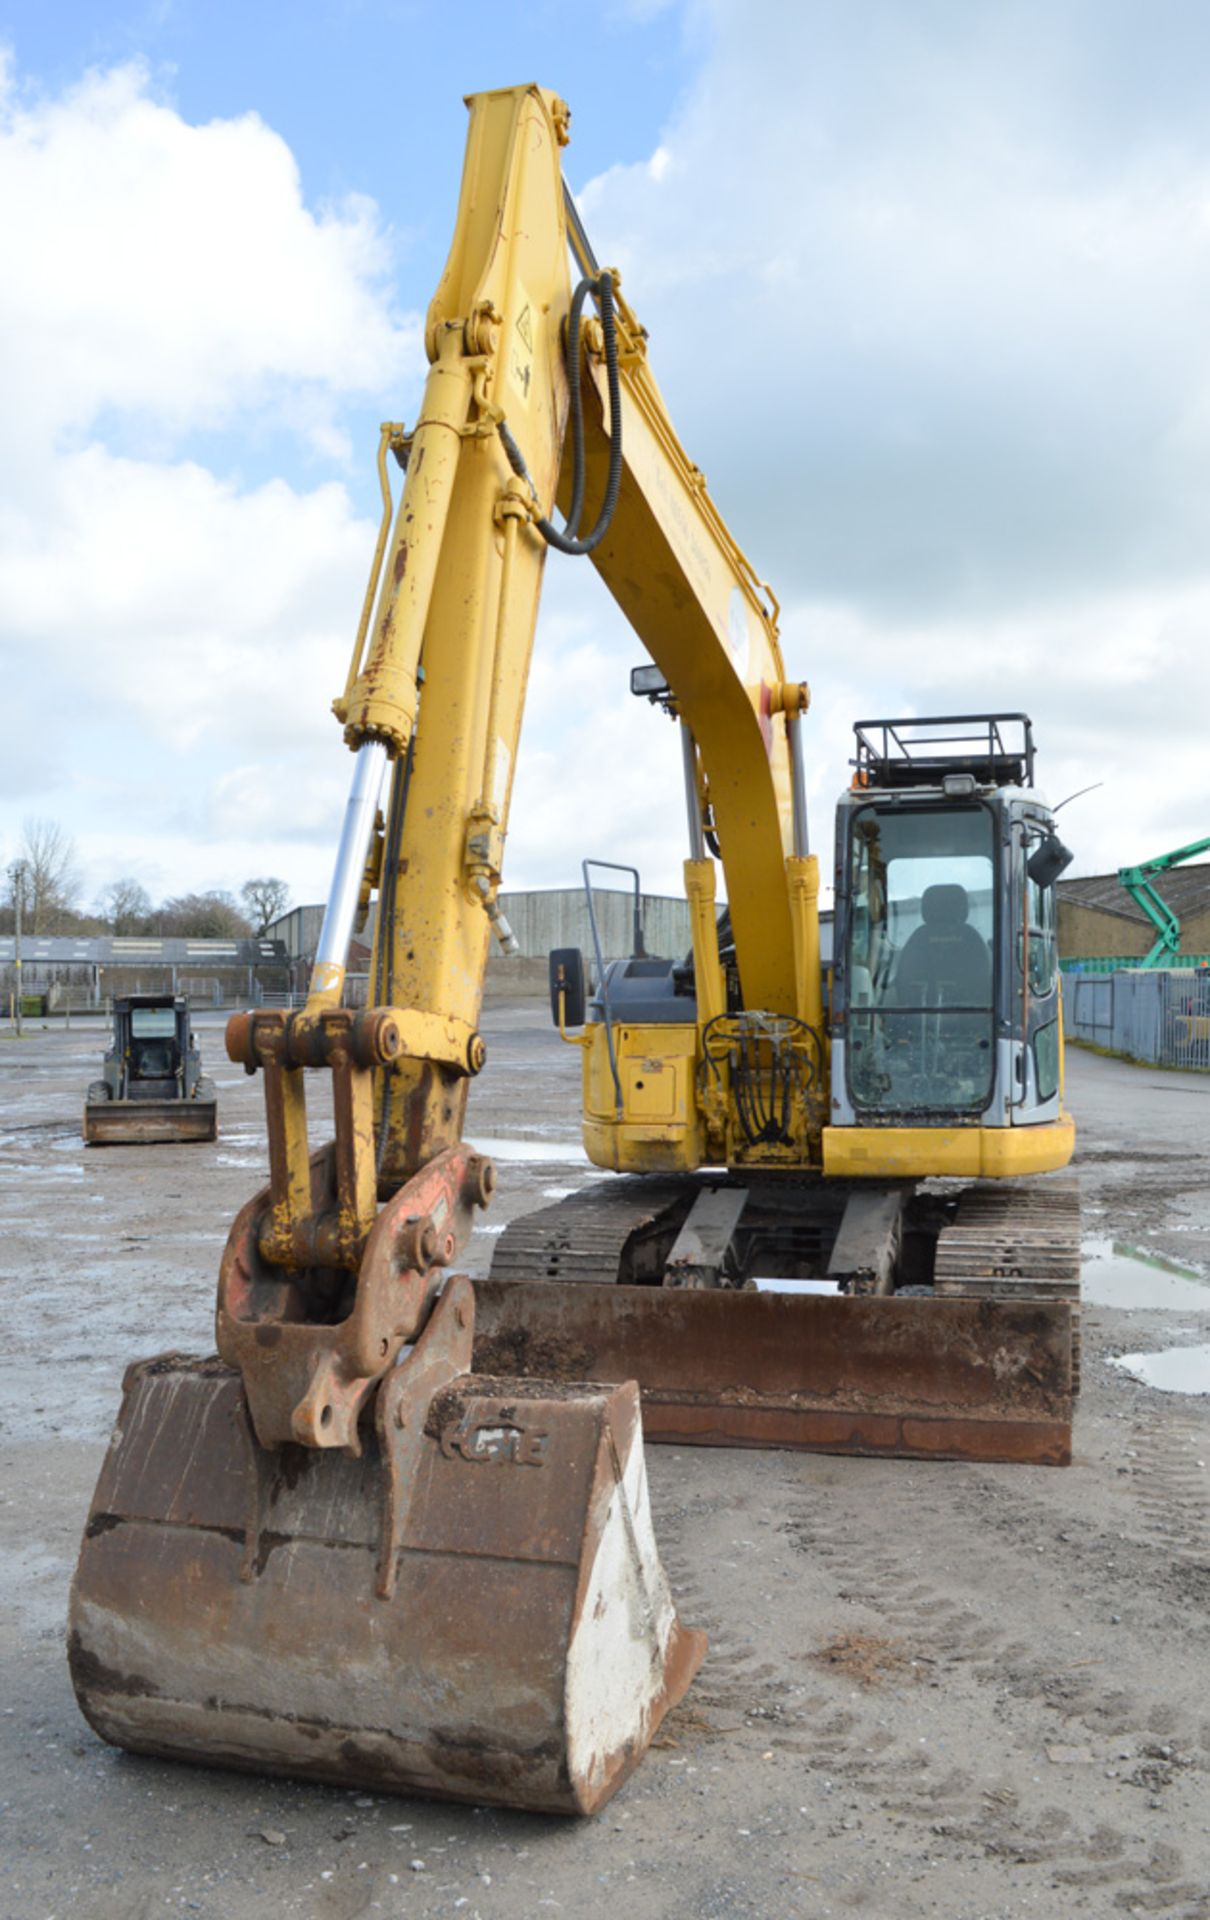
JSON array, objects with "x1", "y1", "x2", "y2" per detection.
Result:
[
  {"x1": 1027, "y1": 834, "x2": 1074, "y2": 889},
  {"x1": 548, "y1": 948, "x2": 586, "y2": 1029},
  {"x1": 630, "y1": 663, "x2": 669, "y2": 701}
]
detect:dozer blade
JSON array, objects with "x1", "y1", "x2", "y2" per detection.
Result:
[
  {"x1": 472, "y1": 1282, "x2": 1074, "y2": 1466},
  {"x1": 68, "y1": 1279, "x2": 705, "y2": 1816},
  {"x1": 83, "y1": 1099, "x2": 218, "y2": 1145}
]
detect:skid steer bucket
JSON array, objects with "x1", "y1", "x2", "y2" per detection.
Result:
[
  {"x1": 69, "y1": 1277, "x2": 704, "y2": 1816},
  {"x1": 472, "y1": 1282, "x2": 1075, "y2": 1466},
  {"x1": 82, "y1": 1097, "x2": 218, "y2": 1146}
]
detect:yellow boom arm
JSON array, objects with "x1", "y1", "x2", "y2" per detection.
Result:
[{"x1": 226, "y1": 82, "x2": 816, "y2": 1304}]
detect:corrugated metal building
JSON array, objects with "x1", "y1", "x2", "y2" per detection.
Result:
[
  {"x1": 495, "y1": 887, "x2": 694, "y2": 963},
  {"x1": 267, "y1": 904, "x2": 327, "y2": 966},
  {"x1": 270, "y1": 889, "x2": 837, "y2": 1012},
  {"x1": 0, "y1": 934, "x2": 290, "y2": 1010},
  {"x1": 269, "y1": 888, "x2": 697, "y2": 969}
]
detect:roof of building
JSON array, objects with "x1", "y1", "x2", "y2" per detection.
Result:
[
  {"x1": 1059, "y1": 862, "x2": 1210, "y2": 924},
  {"x1": 0, "y1": 935, "x2": 289, "y2": 965}
]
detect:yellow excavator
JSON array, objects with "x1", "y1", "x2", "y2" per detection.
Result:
[{"x1": 69, "y1": 83, "x2": 1080, "y2": 1819}]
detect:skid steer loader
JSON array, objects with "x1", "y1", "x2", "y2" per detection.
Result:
[
  {"x1": 70, "y1": 83, "x2": 1077, "y2": 1818},
  {"x1": 83, "y1": 994, "x2": 217, "y2": 1144}
]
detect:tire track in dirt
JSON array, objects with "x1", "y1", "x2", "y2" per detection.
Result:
[
  {"x1": 767, "y1": 1466, "x2": 1207, "y2": 1915},
  {"x1": 1124, "y1": 1412, "x2": 1210, "y2": 1565},
  {"x1": 649, "y1": 1485, "x2": 790, "y2": 1731}
]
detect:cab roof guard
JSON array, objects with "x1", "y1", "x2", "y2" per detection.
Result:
[{"x1": 852, "y1": 713, "x2": 1035, "y2": 791}]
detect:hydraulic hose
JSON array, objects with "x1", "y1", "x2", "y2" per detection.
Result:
[
  {"x1": 375, "y1": 723, "x2": 415, "y2": 1174},
  {"x1": 498, "y1": 270, "x2": 623, "y2": 558}
]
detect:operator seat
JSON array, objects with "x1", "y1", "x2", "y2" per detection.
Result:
[
  {"x1": 132, "y1": 1037, "x2": 179, "y2": 1079},
  {"x1": 893, "y1": 884, "x2": 991, "y2": 1007}
]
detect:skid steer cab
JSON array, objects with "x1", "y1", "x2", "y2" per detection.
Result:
[{"x1": 83, "y1": 993, "x2": 217, "y2": 1145}]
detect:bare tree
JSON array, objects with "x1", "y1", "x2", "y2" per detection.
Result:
[
  {"x1": 19, "y1": 818, "x2": 80, "y2": 934},
  {"x1": 241, "y1": 876, "x2": 290, "y2": 936},
  {"x1": 99, "y1": 877, "x2": 153, "y2": 935},
  {"x1": 152, "y1": 891, "x2": 252, "y2": 940}
]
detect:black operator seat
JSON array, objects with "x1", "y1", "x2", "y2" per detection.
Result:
[
  {"x1": 132, "y1": 1036, "x2": 180, "y2": 1079},
  {"x1": 893, "y1": 883, "x2": 992, "y2": 1007}
]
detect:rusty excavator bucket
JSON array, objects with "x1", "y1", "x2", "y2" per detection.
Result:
[
  {"x1": 68, "y1": 1286, "x2": 702, "y2": 1814},
  {"x1": 69, "y1": 1010, "x2": 704, "y2": 1816}
]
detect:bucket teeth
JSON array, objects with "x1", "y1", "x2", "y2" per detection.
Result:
[{"x1": 69, "y1": 1345, "x2": 705, "y2": 1816}]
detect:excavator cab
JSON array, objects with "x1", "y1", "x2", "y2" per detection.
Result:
[{"x1": 830, "y1": 715, "x2": 1074, "y2": 1144}]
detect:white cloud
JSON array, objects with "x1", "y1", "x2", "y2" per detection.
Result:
[
  {"x1": 0, "y1": 56, "x2": 425, "y2": 906},
  {"x1": 507, "y1": 603, "x2": 689, "y2": 894},
  {"x1": 569, "y1": 0, "x2": 1210, "y2": 885},
  {"x1": 0, "y1": 58, "x2": 420, "y2": 452},
  {"x1": 2, "y1": 446, "x2": 369, "y2": 747},
  {"x1": 8, "y1": 15, "x2": 1210, "y2": 933},
  {"x1": 579, "y1": 25, "x2": 1210, "y2": 619}
]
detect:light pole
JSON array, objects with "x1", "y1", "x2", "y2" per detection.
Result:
[{"x1": 9, "y1": 861, "x2": 27, "y2": 1038}]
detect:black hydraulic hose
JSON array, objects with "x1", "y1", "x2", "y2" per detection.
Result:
[
  {"x1": 498, "y1": 270, "x2": 623, "y2": 558},
  {"x1": 558, "y1": 273, "x2": 599, "y2": 541},
  {"x1": 375, "y1": 728, "x2": 414, "y2": 1172}
]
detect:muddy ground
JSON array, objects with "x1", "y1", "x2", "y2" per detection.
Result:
[{"x1": 1, "y1": 1007, "x2": 1208, "y2": 1920}]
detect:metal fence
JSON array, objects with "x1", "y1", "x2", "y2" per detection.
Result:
[
  {"x1": 1066, "y1": 968, "x2": 1210, "y2": 1070},
  {"x1": 1062, "y1": 952, "x2": 1210, "y2": 974}
]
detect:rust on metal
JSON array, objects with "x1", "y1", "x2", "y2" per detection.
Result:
[
  {"x1": 374, "y1": 1275, "x2": 474, "y2": 1597},
  {"x1": 226, "y1": 1006, "x2": 405, "y2": 1075},
  {"x1": 217, "y1": 1143, "x2": 495, "y2": 1453},
  {"x1": 82, "y1": 1100, "x2": 217, "y2": 1146},
  {"x1": 69, "y1": 1295, "x2": 706, "y2": 1817},
  {"x1": 226, "y1": 1006, "x2": 403, "y2": 1274},
  {"x1": 472, "y1": 1282, "x2": 1074, "y2": 1466}
]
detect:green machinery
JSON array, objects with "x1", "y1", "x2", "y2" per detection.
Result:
[{"x1": 1117, "y1": 836, "x2": 1210, "y2": 967}]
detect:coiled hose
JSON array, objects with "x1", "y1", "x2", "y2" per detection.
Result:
[{"x1": 498, "y1": 270, "x2": 623, "y2": 557}]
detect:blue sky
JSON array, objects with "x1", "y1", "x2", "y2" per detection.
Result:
[
  {"x1": 4, "y1": 1, "x2": 1210, "y2": 919},
  {"x1": 2, "y1": 0, "x2": 694, "y2": 201}
]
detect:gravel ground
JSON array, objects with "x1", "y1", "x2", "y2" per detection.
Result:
[{"x1": 1, "y1": 1010, "x2": 1208, "y2": 1920}]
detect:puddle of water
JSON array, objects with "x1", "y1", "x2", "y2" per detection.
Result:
[
  {"x1": 1, "y1": 1160, "x2": 84, "y2": 1180},
  {"x1": 1110, "y1": 1345, "x2": 1210, "y2": 1395},
  {"x1": 473, "y1": 1223, "x2": 506, "y2": 1236},
  {"x1": 216, "y1": 1153, "x2": 266, "y2": 1170},
  {"x1": 751, "y1": 1276, "x2": 841, "y2": 1296},
  {"x1": 471, "y1": 1134, "x2": 587, "y2": 1164},
  {"x1": 1081, "y1": 1237, "x2": 1210, "y2": 1312}
]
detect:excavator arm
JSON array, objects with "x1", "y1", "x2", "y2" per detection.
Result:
[
  {"x1": 68, "y1": 85, "x2": 712, "y2": 1818},
  {"x1": 210, "y1": 79, "x2": 826, "y2": 1455}
]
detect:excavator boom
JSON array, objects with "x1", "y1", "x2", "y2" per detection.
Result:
[{"x1": 70, "y1": 83, "x2": 706, "y2": 1818}]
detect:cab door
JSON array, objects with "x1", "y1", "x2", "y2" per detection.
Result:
[{"x1": 1013, "y1": 821, "x2": 1062, "y2": 1122}]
